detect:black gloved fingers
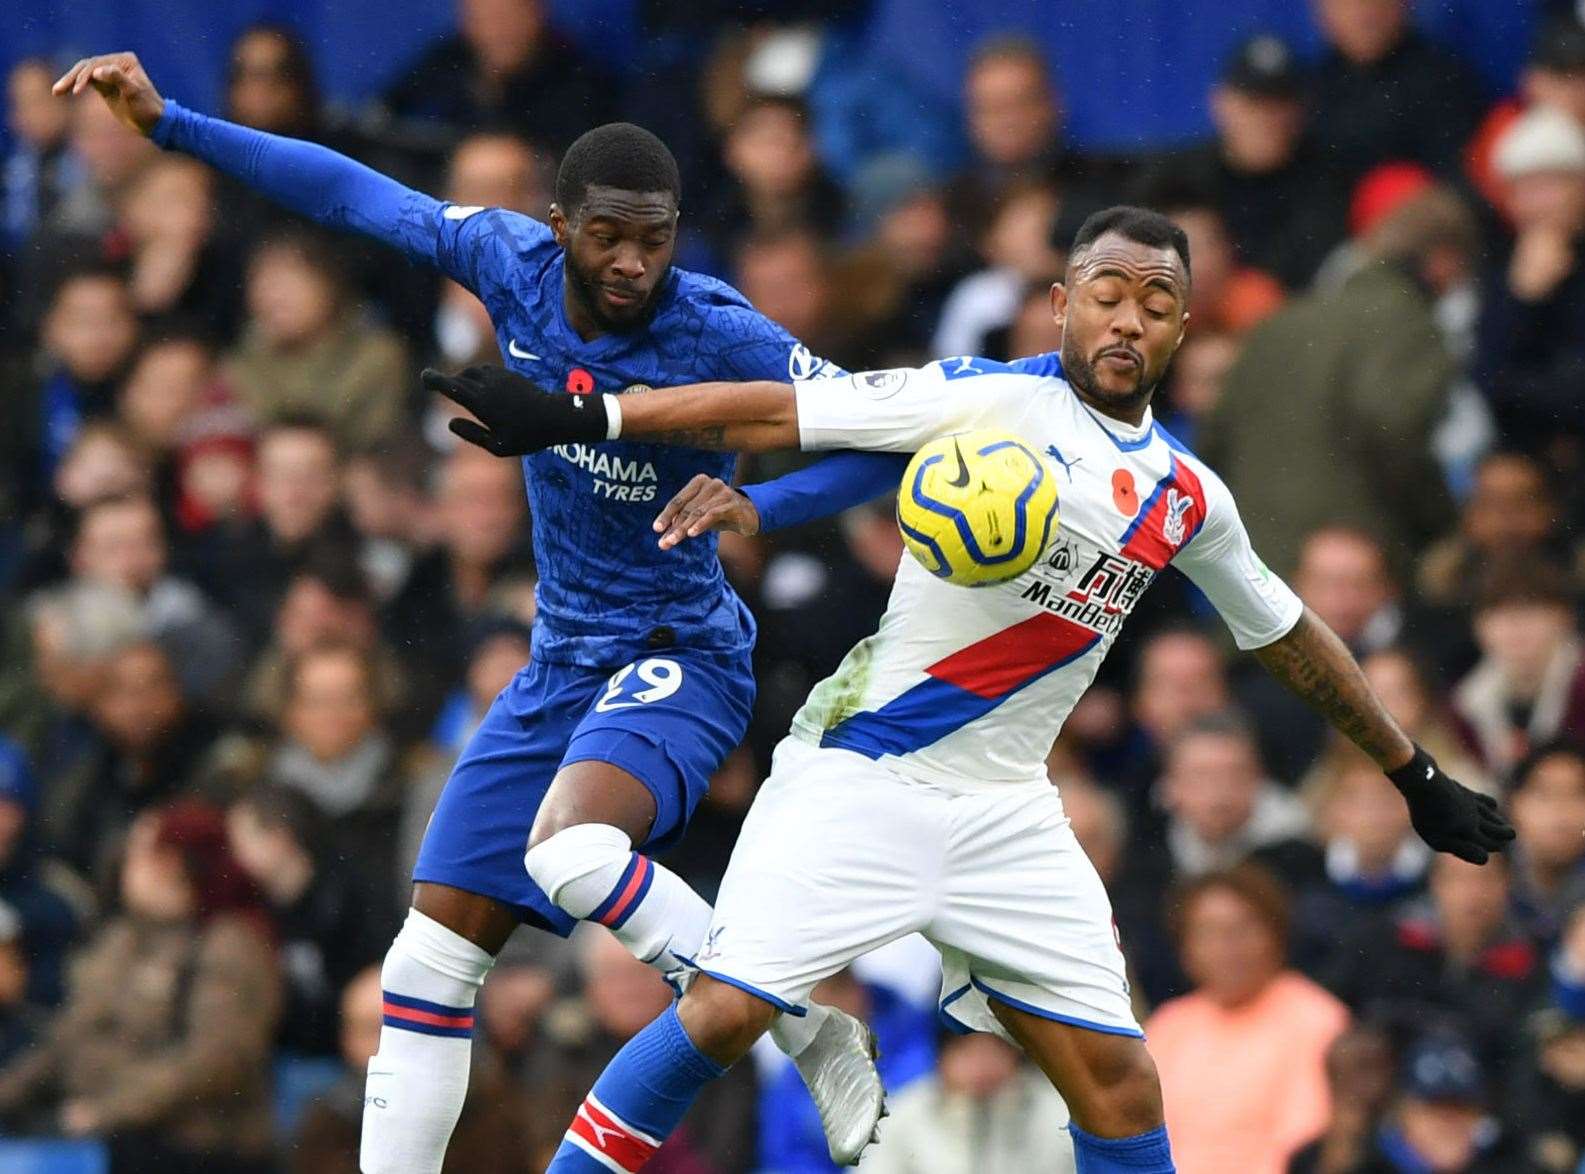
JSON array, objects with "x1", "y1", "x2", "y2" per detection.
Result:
[
  {"x1": 423, "y1": 368, "x2": 488, "y2": 416},
  {"x1": 448, "y1": 416, "x2": 507, "y2": 456}
]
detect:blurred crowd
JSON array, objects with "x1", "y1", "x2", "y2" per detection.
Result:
[{"x1": 3, "y1": 0, "x2": 1585, "y2": 1172}]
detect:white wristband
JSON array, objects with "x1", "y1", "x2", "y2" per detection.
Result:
[{"x1": 603, "y1": 393, "x2": 622, "y2": 440}]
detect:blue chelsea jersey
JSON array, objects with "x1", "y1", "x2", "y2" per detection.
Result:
[{"x1": 412, "y1": 204, "x2": 835, "y2": 667}]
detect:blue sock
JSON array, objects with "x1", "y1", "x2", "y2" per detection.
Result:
[
  {"x1": 549, "y1": 1003, "x2": 725, "y2": 1172},
  {"x1": 1069, "y1": 1123, "x2": 1175, "y2": 1172}
]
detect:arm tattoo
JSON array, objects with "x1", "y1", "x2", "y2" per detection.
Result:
[
  {"x1": 653, "y1": 426, "x2": 729, "y2": 449},
  {"x1": 1253, "y1": 609, "x2": 1413, "y2": 769}
]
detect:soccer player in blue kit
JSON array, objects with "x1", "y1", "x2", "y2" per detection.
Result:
[{"x1": 56, "y1": 51, "x2": 908, "y2": 1172}]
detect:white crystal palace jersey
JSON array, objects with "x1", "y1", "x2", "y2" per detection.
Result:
[{"x1": 789, "y1": 356, "x2": 1304, "y2": 790}]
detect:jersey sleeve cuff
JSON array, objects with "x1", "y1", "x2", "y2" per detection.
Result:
[{"x1": 150, "y1": 99, "x2": 188, "y2": 149}]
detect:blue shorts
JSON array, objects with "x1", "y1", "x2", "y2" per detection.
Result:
[{"x1": 412, "y1": 648, "x2": 755, "y2": 935}]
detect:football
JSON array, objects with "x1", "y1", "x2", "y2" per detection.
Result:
[{"x1": 896, "y1": 429, "x2": 1060, "y2": 586}]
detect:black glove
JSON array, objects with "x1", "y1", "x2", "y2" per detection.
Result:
[
  {"x1": 1387, "y1": 745, "x2": 1515, "y2": 864},
  {"x1": 422, "y1": 365, "x2": 609, "y2": 456}
]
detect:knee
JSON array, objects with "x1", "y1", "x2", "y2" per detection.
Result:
[
  {"x1": 523, "y1": 822, "x2": 630, "y2": 906},
  {"x1": 677, "y1": 975, "x2": 777, "y2": 1066},
  {"x1": 1074, "y1": 1041, "x2": 1163, "y2": 1136}
]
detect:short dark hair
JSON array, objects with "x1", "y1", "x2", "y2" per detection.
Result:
[
  {"x1": 1473, "y1": 555, "x2": 1574, "y2": 614},
  {"x1": 233, "y1": 782, "x2": 327, "y2": 856},
  {"x1": 555, "y1": 122, "x2": 681, "y2": 216},
  {"x1": 1512, "y1": 738, "x2": 1585, "y2": 793},
  {"x1": 1069, "y1": 205, "x2": 1192, "y2": 279}
]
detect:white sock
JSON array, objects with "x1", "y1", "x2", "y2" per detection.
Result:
[
  {"x1": 360, "y1": 909, "x2": 493, "y2": 1174},
  {"x1": 524, "y1": 823, "x2": 830, "y2": 1055}
]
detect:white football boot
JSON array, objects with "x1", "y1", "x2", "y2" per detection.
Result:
[{"x1": 790, "y1": 1007, "x2": 888, "y2": 1165}]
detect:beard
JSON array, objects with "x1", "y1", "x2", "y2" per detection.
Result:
[
  {"x1": 1060, "y1": 334, "x2": 1159, "y2": 417},
  {"x1": 566, "y1": 256, "x2": 664, "y2": 334}
]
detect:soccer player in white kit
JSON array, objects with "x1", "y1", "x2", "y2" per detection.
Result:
[{"x1": 477, "y1": 206, "x2": 1514, "y2": 1174}]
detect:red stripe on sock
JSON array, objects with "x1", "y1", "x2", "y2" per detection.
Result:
[
  {"x1": 382, "y1": 1001, "x2": 474, "y2": 1030},
  {"x1": 568, "y1": 1098, "x2": 659, "y2": 1171},
  {"x1": 596, "y1": 856, "x2": 652, "y2": 927}
]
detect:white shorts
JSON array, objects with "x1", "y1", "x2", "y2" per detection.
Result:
[{"x1": 687, "y1": 736, "x2": 1141, "y2": 1041}]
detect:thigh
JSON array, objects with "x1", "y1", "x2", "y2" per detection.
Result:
[
  {"x1": 929, "y1": 785, "x2": 1141, "y2": 1041},
  {"x1": 413, "y1": 660, "x2": 596, "y2": 934},
  {"x1": 559, "y1": 649, "x2": 755, "y2": 854},
  {"x1": 691, "y1": 738, "x2": 939, "y2": 1014}
]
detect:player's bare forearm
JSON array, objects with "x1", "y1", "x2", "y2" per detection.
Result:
[
  {"x1": 1253, "y1": 608, "x2": 1414, "y2": 771},
  {"x1": 618, "y1": 381, "x2": 799, "y2": 452}
]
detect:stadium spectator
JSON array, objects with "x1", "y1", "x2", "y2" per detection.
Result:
[
  {"x1": 226, "y1": 784, "x2": 393, "y2": 1057},
  {"x1": 289, "y1": 964, "x2": 532, "y2": 1173},
  {"x1": 224, "y1": 24, "x2": 321, "y2": 139},
  {"x1": 446, "y1": 131, "x2": 550, "y2": 215},
  {"x1": 383, "y1": 444, "x2": 529, "y2": 706},
  {"x1": 1153, "y1": 34, "x2": 1347, "y2": 290},
  {"x1": 1354, "y1": 1033, "x2": 1523, "y2": 1172},
  {"x1": 1156, "y1": 330, "x2": 1237, "y2": 448},
  {"x1": 223, "y1": 643, "x2": 409, "y2": 893},
  {"x1": 5, "y1": 580, "x2": 145, "y2": 780},
  {"x1": 235, "y1": 554, "x2": 411, "y2": 735},
  {"x1": 732, "y1": 228, "x2": 846, "y2": 364},
  {"x1": 1285, "y1": 1022, "x2": 1398, "y2": 1174},
  {"x1": 223, "y1": 230, "x2": 408, "y2": 450},
  {"x1": 1115, "y1": 713, "x2": 1318, "y2": 1003},
  {"x1": 1237, "y1": 527, "x2": 1403, "y2": 781},
  {"x1": 116, "y1": 331, "x2": 219, "y2": 463},
  {"x1": 1453, "y1": 559, "x2": 1585, "y2": 778},
  {"x1": 1474, "y1": 103, "x2": 1585, "y2": 456},
  {"x1": 706, "y1": 93, "x2": 845, "y2": 259},
  {"x1": 0, "y1": 902, "x2": 47, "y2": 1072},
  {"x1": 520, "y1": 928, "x2": 758, "y2": 1171},
  {"x1": 1290, "y1": 746, "x2": 1429, "y2": 974},
  {"x1": 863, "y1": 1031, "x2": 1075, "y2": 1174},
  {"x1": 1147, "y1": 865, "x2": 1350, "y2": 1174},
  {"x1": 1356, "y1": 648, "x2": 1487, "y2": 792},
  {"x1": 189, "y1": 417, "x2": 354, "y2": 647},
  {"x1": 1199, "y1": 186, "x2": 1477, "y2": 576},
  {"x1": 118, "y1": 155, "x2": 239, "y2": 335},
  {"x1": 44, "y1": 84, "x2": 155, "y2": 241},
  {"x1": 1108, "y1": 628, "x2": 1231, "y2": 810},
  {"x1": 378, "y1": 0, "x2": 615, "y2": 151},
  {"x1": 1322, "y1": 853, "x2": 1542, "y2": 1079},
  {"x1": 3, "y1": 267, "x2": 139, "y2": 523},
  {"x1": 342, "y1": 439, "x2": 434, "y2": 605},
  {"x1": 1505, "y1": 741, "x2": 1585, "y2": 946},
  {"x1": 3, "y1": 58, "x2": 76, "y2": 249},
  {"x1": 1148, "y1": 713, "x2": 1320, "y2": 890},
  {"x1": 933, "y1": 179, "x2": 1063, "y2": 358},
  {"x1": 1308, "y1": 0, "x2": 1488, "y2": 186},
  {"x1": 1502, "y1": 905, "x2": 1585, "y2": 1172},
  {"x1": 1466, "y1": 12, "x2": 1585, "y2": 216},
  {"x1": 1417, "y1": 450, "x2": 1565, "y2": 610},
  {"x1": 947, "y1": 36, "x2": 1074, "y2": 230},
  {"x1": 68, "y1": 493, "x2": 244, "y2": 696},
  {"x1": 41, "y1": 639, "x2": 219, "y2": 881},
  {"x1": 0, "y1": 737, "x2": 82, "y2": 1007},
  {"x1": 0, "y1": 801, "x2": 280, "y2": 1173}
]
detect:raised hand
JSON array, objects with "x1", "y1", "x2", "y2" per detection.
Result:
[
  {"x1": 652, "y1": 475, "x2": 761, "y2": 550},
  {"x1": 53, "y1": 52, "x2": 166, "y2": 136}
]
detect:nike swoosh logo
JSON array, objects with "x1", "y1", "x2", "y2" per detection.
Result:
[
  {"x1": 507, "y1": 340, "x2": 540, "y2": 361},
  {"x1": 946, "y1": 437, "x2": 971, "y2": 488}
]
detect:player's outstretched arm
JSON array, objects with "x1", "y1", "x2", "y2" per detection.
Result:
[
  {"x1": 54, "y1": 53, "x2": 447, "y2": 266},
  {"x1": 422, "y1": 366, "x2": 800, "y2": 456},
  {"x1": 1253, "y1": 608, "x2": 1515, "y2": 863}
]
